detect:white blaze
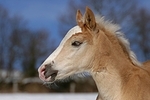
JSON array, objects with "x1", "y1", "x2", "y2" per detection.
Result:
[{"x1": 42, "y1": 26, "x2": 81, "y2": 65}]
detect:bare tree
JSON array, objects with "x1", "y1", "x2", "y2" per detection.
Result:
[
  {"x1": 9, "y1": 27, "x2": 52, "y2": 77},
  {"x1": 21, "y1": 30, "x2": 51, "y2": 77},
  {"x1": 85, "y1": 0, "x2": 137, "y2": 23},
  {"x1": 131, "y1": 8, "x2": 150, "y2": 61},
  {"x1": 0, "y1": 5, "x2": 56, "y2": 78},
  {"x1": 6, "y1": 16, "x2": 27, "y2": 77},
  {"x1": 58, "y1": 1, "x2": 84, "y2": 37},
  {"x1": 0, "y1": 5, "x2": 10, "y2": 70},
  {"x1": 58, "y1": 0, "x2": 137, "y2": 37}
]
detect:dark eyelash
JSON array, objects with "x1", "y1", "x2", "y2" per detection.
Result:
[{"x1": 72, "y1": 41, "x2": 82, "y2": 47}]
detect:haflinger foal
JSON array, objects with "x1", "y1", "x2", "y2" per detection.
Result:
[{"x1": 38, "y1": 7, "x2": 150, "y2": 100}]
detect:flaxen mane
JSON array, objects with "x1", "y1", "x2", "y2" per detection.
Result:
[{"x1": 95, "y1": 15, "x2": 142, "y2": 66}]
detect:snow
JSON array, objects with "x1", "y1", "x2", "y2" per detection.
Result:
[{"x1": 0, "y1": 93, "x2": 97, "y2": 100}]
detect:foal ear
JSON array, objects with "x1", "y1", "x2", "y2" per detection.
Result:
[
  {"x1": 84, "y1": 7, "x2": 96, "y2": 30},
  {"x1": 76, "y1": 10, "x2": 84, "y2": 28}
]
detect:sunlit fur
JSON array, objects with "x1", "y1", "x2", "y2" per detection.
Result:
[
  {"x1": 38, "y1": 7, "x2": 150, "y2": 100},
  {"x1": 143, "y1": 61, "x2": 150, "y2": 72},
  {"x1": 95, "y1": 15, "x2": 141, "y2": 67}
]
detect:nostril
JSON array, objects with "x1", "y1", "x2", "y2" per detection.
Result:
[
  {"x1": 45, "y1": 64, "x2": 52, "y2": 71},
  {"x1": 52, "y1": 61, "x2": 54, "y2": 64}
]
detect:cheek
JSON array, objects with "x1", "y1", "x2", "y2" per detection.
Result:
[
  {"x1": 55, "y1": 47, "x2": 76, "y2": 62},
  {"x1": 72, "y1": 46, "x2": 93, "y2": 68},
  {"x1": 53, "y1": 47, "x2": 76, "y2": 69},
  {"x1": 54, "y1": 45, "x2": 93, "y2": 70}
]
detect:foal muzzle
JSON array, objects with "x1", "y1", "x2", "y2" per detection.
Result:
[{"x1": 38, "y1": 63, "x2": 58, "y2": 82}]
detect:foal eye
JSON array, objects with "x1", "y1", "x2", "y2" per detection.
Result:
[{"x1": 72, "y1": 41, "x2": 82, "y2": 47}]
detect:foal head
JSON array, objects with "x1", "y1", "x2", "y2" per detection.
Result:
[
  {"x1": 38, "y1": 7, "x2": 102, "y2": 82},
  {"x1": 38, "y1": 7, "x2": 139, "y2": 83}
]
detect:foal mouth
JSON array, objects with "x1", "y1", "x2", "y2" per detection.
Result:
[
  {"x1": 38, "y1": 65, "x2": 58, "y2": 82},
  {"x1": 44, "y1": 70, "x2": 58, "y2": 82}
]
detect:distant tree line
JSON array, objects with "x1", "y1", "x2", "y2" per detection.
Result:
[
  {"x1": 58, "y1": 0, "x2": 150, "y2": 61},
  {"x1": 0, "y1": 5, "x2": 54, "y2": 78}
]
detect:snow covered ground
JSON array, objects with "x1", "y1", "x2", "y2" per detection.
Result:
[{"x1": 0, "y1": 93, "x2": 97, "y2": 100}]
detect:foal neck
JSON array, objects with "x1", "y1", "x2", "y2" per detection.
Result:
[
  {"x1": 90, "y1": 30, "x2": 137, "y2": 100},
  {"x1": 91, "y1": 56, "x2": 128, "y2": 100}
]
